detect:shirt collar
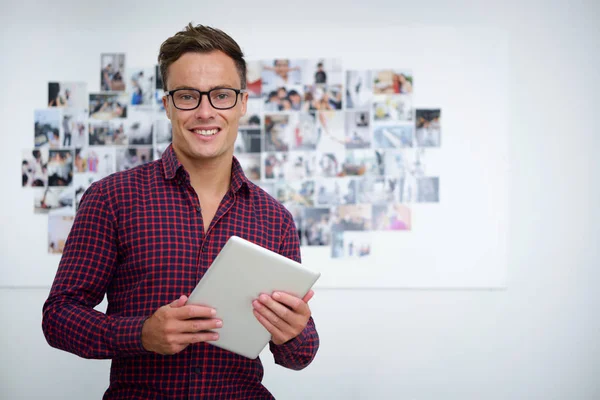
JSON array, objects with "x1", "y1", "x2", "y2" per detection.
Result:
[
  {"x1": 230, "y1": 155, "x2": 249, "y2": 193},
  {"x1": 161, "y1": 144, "x2": 249, "y2": 193},
  {"x1": 161, "y1": 143, "x2": 183, "y2": 180}
]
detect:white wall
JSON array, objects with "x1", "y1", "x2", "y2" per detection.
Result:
[{"x1": 1, "y1": 1, "x2": 598, "y2": 399}]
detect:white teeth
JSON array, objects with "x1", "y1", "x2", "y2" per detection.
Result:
[{"x1": 193, "y1": 129, "x2": 219, "y2": 136}]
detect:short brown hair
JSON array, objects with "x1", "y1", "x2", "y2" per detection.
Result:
[{"x1": 158, "y1": 23, "x2": 246, "y2": 91}]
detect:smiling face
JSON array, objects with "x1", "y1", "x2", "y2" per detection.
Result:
[{"x1": 163, "y1": 51, "x2": 247, "y2": 168}]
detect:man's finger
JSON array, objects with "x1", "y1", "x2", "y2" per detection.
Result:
[
  {"x1": 179, "y1": 318, "x2": 223, "y2": 334},
  {"x1": 171, "y1": 304, "x2": 217, "y2": 320},
  {"x1": 253, "y1": 309, "x2": 285, "y2": 343},
  {"x1": 181, "y1": 331, "x2": 220, "y2": 344},
  {"x1": 169, "y1": 295, "x2": 188, "y2": 308},
  {"x1": 271, "y1": 291, "x2": 311, "y2": 312}
]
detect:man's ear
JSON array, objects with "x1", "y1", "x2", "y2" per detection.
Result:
[
  {"x1": 240, "y1": 92, "x2": 249, "y2": 116},
  {"x1": 162, "y1": 95, "x2": 171, "y2": 119}
]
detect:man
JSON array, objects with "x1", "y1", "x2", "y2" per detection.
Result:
[
  {"x1": 314, "y1": 62, "x2": 327, "y2": 84},
  {"x1": 42, "y1": 23, "x2": 319, "y2": 399}
]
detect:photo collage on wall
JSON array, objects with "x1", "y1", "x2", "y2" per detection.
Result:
[{"x1": 22, "y1": 54, "x2": 442, "y2": 258}]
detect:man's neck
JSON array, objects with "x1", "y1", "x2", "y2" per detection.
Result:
[{"x1": 176, "y1": 150, "x2": 233, "y2": 198}]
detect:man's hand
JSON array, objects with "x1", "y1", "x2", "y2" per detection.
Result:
[
  {"x1": 141, "y1": 295, "x2": 222, "y2": 355},
  {"x1": 252, "y1": 290, "x2": 314, "y2": 345}
]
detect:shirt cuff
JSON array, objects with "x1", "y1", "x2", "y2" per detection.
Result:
[
  {"x1": 111, "y1": 316, "x2": 151, "y2": 355},
  {"x1": 269, "y1": 325, "x2": 307, "y2": 354}
]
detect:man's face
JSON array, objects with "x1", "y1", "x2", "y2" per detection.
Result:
[
  {"x1": 274, "y1": 59, "x2": 289, "y2": 75},
  {"x1": 163, "y1": 51, "x2": 247, "y2": 166}
]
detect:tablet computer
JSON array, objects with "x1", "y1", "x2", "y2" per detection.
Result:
[{"x1": 186, "y1": 235, "x2": 321, "y2": 359}]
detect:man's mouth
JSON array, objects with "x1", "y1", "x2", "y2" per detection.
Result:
[{"x1": 192, "y1": 128, "x2": 220, "y2": 137}]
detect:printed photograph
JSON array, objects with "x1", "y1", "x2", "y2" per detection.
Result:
[
  {"x1": 398, "y1": 177, "x2": 416, "y2": 203},
  {"x1": 264, "y1": 114, "x2": 292, "y2": 152},
  {"x1": 397, "y1": 147, "x2": 437, "y2": 203},
  {"x1": 315, "y1": 177, "x2": 357, "y2": 206},
  {"x1": 264, "y1": 85, "x2": 304, "y2": 112},
  {"x1": 373, "y1": 94, "x2": 413, "y2": 122},
  {"x1": 155, "y1": 64, "x2": 163, "y2": 90},
  {"x1": 415, "y1": 109, "x2": 442, "y2": 147},
  {"x1": 358, "y1": 177, "x2": 400, "y2": 204},
  {"x1": 331, "y1": 229, "x2": 344, "y2": 258},
  {"x1": 383, "y1": 150, "x2": 408, "y2": 177},
  {"x1": 331, "y1": 204, "x2": 372, "y2": 231},
  {"x1": 73, "y1": 172, "x2": 96, "y2": 211},
  {"x1": 283, "y1": 152, "x2": 317, "y2": 180},
  {"x1": 34, "y1": 108, "x2": 61, "y2": 147},
  {"x1": 47, "y1": 150, "x2": 74, "y2": 187},
  {"x1": 287, "y1": 205, "x2": 305, "y2": 243},
  {"x1": 89, "y1": 93, "x2": 128, "y2": 120},
  {"x1": 116, "y1": 147, "x2": 153, "y2": 172},
  {"x1": 345, "y1": 110, "x2": 371, "y2": 149},
  {"x1": 246, "y1": 61, "x2": 262, "y2": 99},
  {"x1": 274, "y1": 180, "x2": 315, "y2": 208},
  {"x1": 316, "y1": 152, "x2": 344, "y2": 178},
  {"x1": 302, "y1": 59, "x2": 343, "y2": 86},
  {"x1": 154, "y1": 142, "x2": 170, "y2": 161},
  {"x1": 265, "y1": 112, "x2": 321, "y2": 152},
  {"x1": 372, "y1": 204, "x2": 411, "y2": 231},
  {"x1": 373, "y1": 123, "x2": 414, "y2": 148},
  {"x1": 125, "y1": 109, "x2": 153, "y2": 145},
  {"x1": 342, "y1": 150, "x2": 380, "y2": 177},
  {"x1": 303, "y1": 84, "x2": 342, "y2": 111},
  {"x1": 303, "y1": 207, "x2": 332, "y2": 246},
  {"x1": 34, "y1": 187, "x2": 73, "y2": 214},
  {"x1": 263, "y1": 152, "x2": 287, "y2": 180},
  {"x1": 340, "y1": 231, "x2": 372, "y2": 258},
  {"x1": 63, "y1": 109, "x2": 88, "y2": 148},
  {"x1": 75, "y1": 147, "x2": 115, "y2": 179},
  {"x1": 290, "y1": 112, "x2": 319, "y2": 151},
  {"x1": 154, "y1": 65, "x2": 165, "y2": 111},
  {"x1": 263, "y1": 152, "x2": 316, "y2": 181},
  {"x1": 316, "y1": 111, "x2": 346, "y2": 153},
  {"x1": 127, "y1": 67, "x2": 155, "y2": 106},
  {"x1": 235, "y1": 128, "x2": 262, "y2": 154},
  {"x1": 89, "y1": 120, "x2": 127, "y2": 145},
  {"x1": 373, "y1": 70, "x2": 413, "y2": 94},
  {"x1": 101, "y1": 53, "x2": 126, "y2": 91},
  {"x1": 48, "y1": 215, "x2": 75, "y2": 254},
  {"x1": 417, "y1": 177, "x2": 440, "y2": 203},
  {"x1": 236, "y1": 153, "x2": 261, "y2": 181},
  {"x1": 155, "y1": 117, "x2": 172, "y2": 144},
  {"x1": 239, "y1": 99, "x2": 262, "y2": 127},
  {"x1": 22, "y1": 149, "x2": 48, "y2": 187},
  {"x1": 261, "y1": 59, "x2": 305, "y2": 97},
  {"x1": 48, "y1": 81, "x2": 87, "y2": 108},
  {"x1": 346, "y1": 70, "x2": 373, "y2": 110}
]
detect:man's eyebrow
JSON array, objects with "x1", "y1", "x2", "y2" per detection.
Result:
[{"x1": 168, "y1": 84, "x2": 238, "y2": 91}]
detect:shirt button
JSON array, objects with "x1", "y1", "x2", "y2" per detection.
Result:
[{"x1": 196, "y1": 206, "x2": 201, "y2": 212}]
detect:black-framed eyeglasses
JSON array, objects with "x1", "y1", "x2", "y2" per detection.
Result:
[{"x1": 165, "y1": 88, "x2": 246, "y2": 110}]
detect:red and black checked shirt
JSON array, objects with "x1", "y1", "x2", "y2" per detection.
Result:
[{"x1": 42, "y1": 144, "x2": 319, "y2": 399}]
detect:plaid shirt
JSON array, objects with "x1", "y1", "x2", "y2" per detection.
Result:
[{"x1": 42, "y1": 145, "x2": 319, "y2": 399}]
